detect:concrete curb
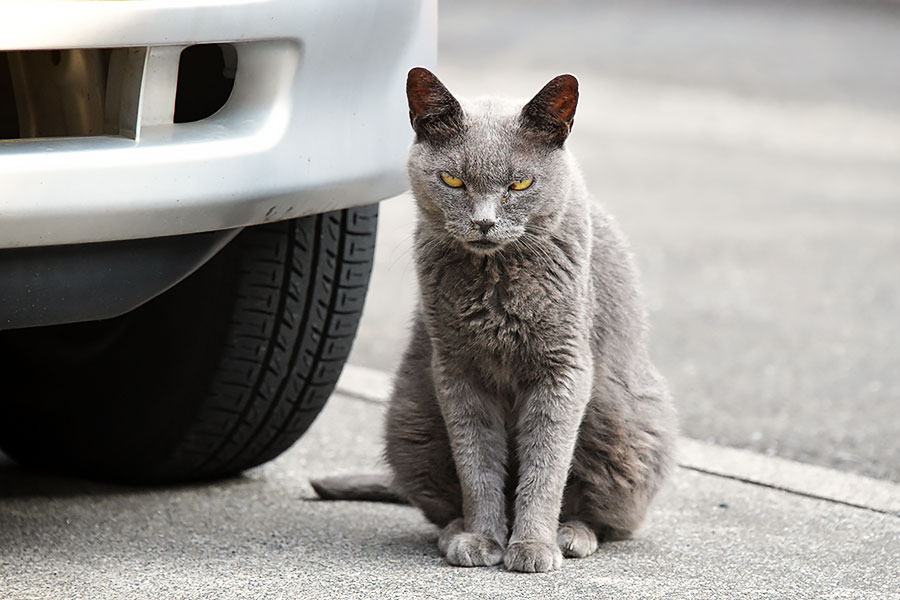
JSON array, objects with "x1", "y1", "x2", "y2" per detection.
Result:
[{"x1": 336, "y1": 364, "x2": 900, "y2": 516}]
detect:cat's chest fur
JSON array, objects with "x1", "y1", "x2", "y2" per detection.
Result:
[{"x1": 417, "y1": 238, "x2": 589, "y2": 377}]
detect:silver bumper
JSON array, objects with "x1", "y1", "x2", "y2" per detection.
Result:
[{"x1": 0, "y1": 0, "x2": 436, "y2": 249}]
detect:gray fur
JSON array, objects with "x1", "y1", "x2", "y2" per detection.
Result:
[
  {"x1": 309, "y1": 474, "x2": 405, "y2": 504},
  {"x1": 314, "y1": 69, "x2": 677, "y2": 573}
]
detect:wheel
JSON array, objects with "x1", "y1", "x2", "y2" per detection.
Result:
[{"x1": 0, "y1": 205, "x2": 378, "y2": 483}]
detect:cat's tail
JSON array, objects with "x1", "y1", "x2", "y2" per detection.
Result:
[{"x1": 309, "y1": 473, "x2": 407, "y2": 504}]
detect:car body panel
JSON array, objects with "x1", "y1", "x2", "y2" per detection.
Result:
[{"x1": 0, "y1": 0, "x2": 436, "y2": 248}]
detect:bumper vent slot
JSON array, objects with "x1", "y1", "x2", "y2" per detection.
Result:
[
  {"x1": 174, "y1": 44, "x2": 237, "y2": 124},
  {"x1": 0, "y1": 48, "x2": 145, "y2": 141},
  {"x1": 0, "y1": 43, "x2": 238, "y2": 141}
]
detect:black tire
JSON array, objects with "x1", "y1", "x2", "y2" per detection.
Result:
[{"x1": 0, "y1": 205, "x2": 378, "y2": 483}]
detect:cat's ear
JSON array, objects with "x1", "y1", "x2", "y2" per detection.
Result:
[
  {"x1": 520, "y1": 74, "x2": 579, "y2": 146},
  {"x1": 407, "y1": 67, "x2": 464, "y2": 143}
]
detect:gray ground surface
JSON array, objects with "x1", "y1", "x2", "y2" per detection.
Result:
[
  {"x1": 347, "y1": 0, "x2": 900, "y2": 482},
  {"x1": 2, "y1": 393, "x2": 897, "y2": 600}
]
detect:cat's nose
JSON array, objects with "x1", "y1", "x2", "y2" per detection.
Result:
[{"x1": 472, "y1": 219, "x2": 495, "y2": 234}]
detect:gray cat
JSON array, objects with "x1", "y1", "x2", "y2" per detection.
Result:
[{"x1": 312, "y1": 68, "x2": 677, "y2": 573}]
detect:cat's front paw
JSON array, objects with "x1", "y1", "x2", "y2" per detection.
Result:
[
  {"x1": 503, "y1": 540, "x2": 563, "y2": 573},
  {"x1": 444, "y1": 532, "x2": 504, "y2": 567}
]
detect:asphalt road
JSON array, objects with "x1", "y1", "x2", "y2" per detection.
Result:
[
  {"x1": 347, "y1": 0, "x2": 900, "y2": 482},
  {"x1": 3, "y1": 390, "x2": 897, "y2": 599}
]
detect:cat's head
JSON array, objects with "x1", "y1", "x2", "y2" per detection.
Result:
[{"x1": 406, "y1": 68, "x2": 579, "y2": 254}]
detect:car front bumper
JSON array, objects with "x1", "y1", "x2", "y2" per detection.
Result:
[{"x1": 0, "y1": 0, "x2": 436, "y2": 249}]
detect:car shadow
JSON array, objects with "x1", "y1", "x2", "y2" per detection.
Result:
[
  {"x1": 0, "y1": 450, "x2": 252, "y2": 499},
  {"x1": 1, "y1": 448, "x2": 440, "y2": 574}
]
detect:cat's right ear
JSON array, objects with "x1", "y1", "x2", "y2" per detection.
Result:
[
  {"x1": 407, "y1": 67, "x2": 464, "y2": 144},
  {"x1": 520, "y1": 74, "x2": 579, "y2": 147}
]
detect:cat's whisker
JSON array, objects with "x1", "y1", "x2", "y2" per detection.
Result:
[
  {"x1": 518, "y1": 233, "x2": 557, "y2": 267},
  {"x1": 388, "y1": 243, "x2": 418, "y2": 275}
]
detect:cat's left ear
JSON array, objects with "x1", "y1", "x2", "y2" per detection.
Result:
[
  {"x1": 520, "y1": 74, "x2": 579, "y2": 146},
  {"x1": 407, "y1": 67, "x2": 464, "y2": 144}
]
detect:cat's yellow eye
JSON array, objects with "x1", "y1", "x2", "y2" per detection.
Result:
[
  {"x1": 509, "y1": 177, "x2": 534, "y2": 191},
  {"x1": 440, "y1": 172, "x2": 465, "y2": 188}
]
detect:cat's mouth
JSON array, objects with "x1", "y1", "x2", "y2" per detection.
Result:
[{"x1": 465, "y1": 239, "x2": 502, "y2": 252}]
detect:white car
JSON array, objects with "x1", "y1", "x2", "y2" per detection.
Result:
[{"x1": 0, "y1": 0, "x2": 435, "y2": 482}]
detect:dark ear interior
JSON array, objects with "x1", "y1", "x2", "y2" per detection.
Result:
[
  {"x1": 406, "y1": 67, "x2": 464, "y2": 143},
  {"x1": 520, "y1": 74, "x2": 579, "y2": 146}
]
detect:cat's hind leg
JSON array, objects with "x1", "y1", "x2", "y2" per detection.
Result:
[
  {"x1": 557, "y1": 520, "x2": 599, "y2": 558},
  {"x1": 563, "y1": 382, "x2": 676, "y2": 546},
  {"x1": 384, "y1": 377, "x2": 462, "y2": 527},
  {"x1": 384, "y1": 319, "x2": 464, "y2": 529}
]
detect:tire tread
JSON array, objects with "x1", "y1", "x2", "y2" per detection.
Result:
[{"x1": 157, "y1": 205, "x2": 378, "y2": 480}]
